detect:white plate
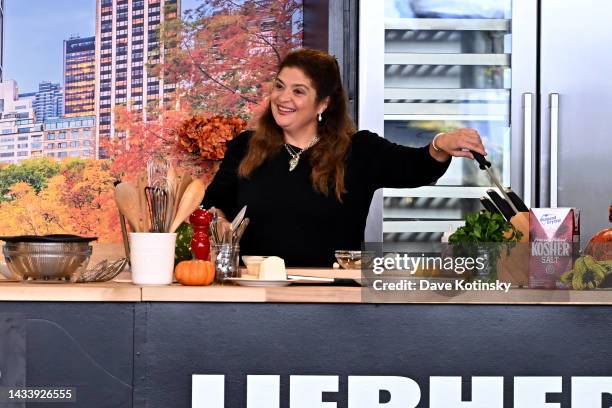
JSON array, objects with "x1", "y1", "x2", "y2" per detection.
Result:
[{"x1": 225, "y1": 278, "x2": 291, "y2": 287}]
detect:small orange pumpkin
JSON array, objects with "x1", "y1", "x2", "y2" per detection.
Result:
[{"x1": 174, "y1": 260, "x2": 215, "y2": 286}]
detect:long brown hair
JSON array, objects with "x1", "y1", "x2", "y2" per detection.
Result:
[{"x1": 238, "y1": 48, "x2": 356, "y2": 201}]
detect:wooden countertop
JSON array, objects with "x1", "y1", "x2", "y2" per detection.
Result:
[
  {"x1": 2, "y1": 268, "x2": 612, "y2": 304},
  {"x1": 0, "y1": 281, "x2": 142, "y2": 302}
]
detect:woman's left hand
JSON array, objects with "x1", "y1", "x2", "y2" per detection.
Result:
[{"x1": 434, "y1": 128, "x2": 487, "y2": 160}]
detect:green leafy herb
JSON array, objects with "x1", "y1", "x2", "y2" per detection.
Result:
[
  {"x1": 449, "y1": 211, "x2": 523, "y2": 244},
  {"x1": 448, "y1": 211, "x2": 523, "y2": 282}
]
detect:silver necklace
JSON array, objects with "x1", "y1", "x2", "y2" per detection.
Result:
[{"x1": 284, "y1": 136, "x2": 319, "y2": 171}]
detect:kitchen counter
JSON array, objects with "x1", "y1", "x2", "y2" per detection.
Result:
[
  {"x1": 4, "y1": 268, "x2": 612, "y2": 408},
  {"x1": 3, "y1": 271, "x2": 612, "y2": 303}
]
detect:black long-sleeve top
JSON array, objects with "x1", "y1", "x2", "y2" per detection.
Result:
[{"x1": 202, "y1": 130, "x2": 451, "y2": 266}]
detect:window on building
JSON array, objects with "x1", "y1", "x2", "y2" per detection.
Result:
[
  {"x1": 0, "y1": 153, "x2": 15, "y2": 158},
  {"x1": 18, "y1": 128, "x2": 32, "y2": 133},
  {"x1": 46, "y1": 143, "x2": 55, "y2": 149},
  {"x1": 58, "y1": 152, "x2": 68, "y2": 158},
  {"x1": 17, "y1": 151, "x2": 28, "y2": 157},
  {"x1": 17, "y1": 143, "x2": 28, "y2": 149},
  {"x1": 0, "y1": 145, "x2": 14, "y2": 150},
  {"x1": 58, "y1": 142, "x2": 67, "y2": 149},
  {"x1": 69, "y1": 141, "x2": 79, "y2": 148},
  {"x1": 83, "y1": 130, "x2": 92, "y2": 137},
  {"x1": 83, "y1": 140, "x2": 92, "y2": 147},
  {"x1": 2, "y1": 130, "x2": 12, "y2": 135},
  {"x1": 47, "y1": 134, "x2": 55, "y2": 140},
  {"x1": 58, "y1": 132, "x2": 66, "y2": 140},
  {"x1": 31, "y1": 142, "x2": 42, "y2": 149}
]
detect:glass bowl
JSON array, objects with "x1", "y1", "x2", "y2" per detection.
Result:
[{"x1": 334, "y1": 250, "x2": 364, "y2": 269}]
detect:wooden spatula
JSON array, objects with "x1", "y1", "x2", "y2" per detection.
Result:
[
  {"x1": 172, "y1": 173, "x2": 192, "y2": 225},
  {"x1": 169, "y1": 179, "x2": 206, "y2": 233},
  {"x1": 113, "y1": 182, "x2": 141, "y2": 232}
]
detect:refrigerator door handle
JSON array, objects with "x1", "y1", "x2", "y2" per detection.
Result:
[
  {"x1": 549, "y1": 93, "x2": 560, "y2": 208},
  {"x1": 523, "y1": 92, "x2": 533, "y2": 208}
]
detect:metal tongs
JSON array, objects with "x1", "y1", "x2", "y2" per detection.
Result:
[{"x1": 470, "y1": 150, "x2": 520, "y2": 215}]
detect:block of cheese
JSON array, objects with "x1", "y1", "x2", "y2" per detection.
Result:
[{"x1": 258, "y1": 256, "x2": 287, "y2": 280}]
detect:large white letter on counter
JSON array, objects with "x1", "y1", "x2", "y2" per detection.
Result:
[
  {"x1": 192, "y1": 374, "x2": 224, "y2": 408},
  {"x1": 247, "y1": 375, "x2": 280, "y2": 408},
  {"x1": 290, "y1": 375, "x2": 338, "y2": 408},
  {"x1": 430, "y1": 377, "x2": 503, "y2": 408},
  {"x1": 514, "y1": 377, "x2": 561, "y2": 408},
  {"x1": 572, "y1": 377, "x2": 612, "y2": 407},
  {"x1": 347, "y1": 376, "x2": 420, "y2": 408}
]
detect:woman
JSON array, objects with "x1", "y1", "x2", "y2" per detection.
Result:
[{"x1": 202, "y1": 48, "x2": 486, "y2": 266}]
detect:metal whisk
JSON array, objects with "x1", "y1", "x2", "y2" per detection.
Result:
[
  {"x1": 145, "y1": 186, "x2": 169, "y2": 233},
  {"x1": 147, "y1": 155, "x2": 169, "y2": 188},
  {"x1": 145, "y1": 156, "x2": 175, "y2": 232}
]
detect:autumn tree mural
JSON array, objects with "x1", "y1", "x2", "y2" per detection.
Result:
[
  {"x1": 158, "y1": 0, "x2": 303, "y2": 116},
  {"x1": 0, "y1": 0, "x2": 302, "y2": 241}
]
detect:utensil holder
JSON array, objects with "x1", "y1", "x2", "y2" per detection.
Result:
[
  {"x1": 129, "y1": 232, "x2": 176, "y2": 285},
  {"x1": 211, "y1": 243, "x2": 239, "y2": 282}
]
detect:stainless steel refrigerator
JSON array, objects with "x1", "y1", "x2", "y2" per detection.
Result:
[{"x1": 359, "y1": 0, "x2": 612, "y2": 246}]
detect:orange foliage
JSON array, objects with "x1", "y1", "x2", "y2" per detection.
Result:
[
  {"x1": 177, "y1": 115, "x2": 247, "y2": 160},
  {"x1": 157, "y1": 0, "x2": 302, "y2": 117},
  {"x1": 103, "y1": 104, "x2": 192, "y2": 182},
  {"x1": 0, "y1": 159, "x2": 120, "y2": 242}
]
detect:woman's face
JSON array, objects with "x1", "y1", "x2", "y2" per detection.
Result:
[{"x1": 270, "y1": 67, "x2": 327, "y2": 135}]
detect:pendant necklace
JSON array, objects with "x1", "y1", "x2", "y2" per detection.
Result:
[{"x1": 284, "y1": 136, "x2": 320, "y2": 171}]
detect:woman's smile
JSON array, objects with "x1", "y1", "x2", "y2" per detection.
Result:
[{"x1": 275, "y1": 104, "x2": 297, "y2": 115}]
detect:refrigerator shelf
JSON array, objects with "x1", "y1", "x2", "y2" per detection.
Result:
[
  {"x1": 384, "y1": 18, "x2": 510, "y2": 32},
  {"x1": 384, "y1": 102, "x2": 507, "y2": 116},
  {"x1": 383, "y1": 114, "x2": 509, "y2": 121},
  {"x1": 384, "y1": 88, "x2": 510, "y2": 102},
  {"x1": 385, "y1": 53, "x2": 510, "y2": 66},
  {"x1": 384, "y1": 186, "x2": 493, "y2": 199},
  {"x1": 384, "y1": 208, "x2": 463, "y2": 219},
  {"x1": 383, "y1": 220, "x2": 465, "y2": 233}
]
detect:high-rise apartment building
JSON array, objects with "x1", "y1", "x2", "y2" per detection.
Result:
[
  {"x1": 24, "y1": 81, "x2": 63, "y2": 123},
  {"x1": 0, "y1": 81, "x2": 44, "y2": 164},
  {"x1": 64, "y1": 36, "x2": 96, "y2": 117},
  {"x1": 43, "y1": 116, "x2": 96, "y2": 160},
  {"x1": 95, "y1": 0, "x2": 180, "y2": 157}
]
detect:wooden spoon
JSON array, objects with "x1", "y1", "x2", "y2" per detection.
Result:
[
  {"x1": 172, "y1": 173, "x2": 192, "y2": 225},
  {"x1": 164, "y1": 164, "x2": 177, "y2": 232},
  {"x1": 169, "y1": 179, "x2": 206, "y2": 233},
  {"x1": 113, "y1": 182, "x2": 141, "y2": 232}
]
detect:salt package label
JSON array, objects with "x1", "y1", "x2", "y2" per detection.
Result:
[{"x1": 529, "y1": 208, "x2": 579, "y2": 289}]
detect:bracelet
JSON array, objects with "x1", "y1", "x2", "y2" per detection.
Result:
[{"x1": 432, "y1": 133, "x2": 444, "y2": 152}]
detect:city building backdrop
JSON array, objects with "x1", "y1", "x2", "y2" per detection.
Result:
[{"x1": 0, "y1": 0, "x2": 303, "y2": 241}]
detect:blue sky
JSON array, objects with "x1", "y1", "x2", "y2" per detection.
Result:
[{"x1": 4, "y1": 0, "x2": 200, "y2": 94}]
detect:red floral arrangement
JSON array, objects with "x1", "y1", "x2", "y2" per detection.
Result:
[{"x1": 177, "y1": 115, "x2": 247, "y2": 161}]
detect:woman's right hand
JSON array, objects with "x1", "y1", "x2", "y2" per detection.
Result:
[{"x1": 435, "y1": 128, "x2": 487, "y2": 160}]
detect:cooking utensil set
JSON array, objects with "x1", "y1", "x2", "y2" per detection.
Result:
[
  {"x1": 209, "y1": 206, "x2": 249, "y2": 246},
  {"x1": 113, "y1": 159, "x2": 207, "y2": 234}
]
